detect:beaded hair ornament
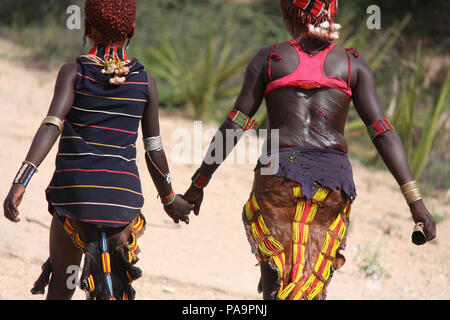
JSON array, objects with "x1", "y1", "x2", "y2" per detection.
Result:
[{"x1": 286, "y1": 0, "x2": 341, "y2": 41}]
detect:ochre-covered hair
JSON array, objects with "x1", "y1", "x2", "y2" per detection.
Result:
[
  {"x1": 85, "y1": 0, "x2": 136, "y2": 43},
  {"x1": 280, "y1": 0, "x2": 341, "y2": 40}
]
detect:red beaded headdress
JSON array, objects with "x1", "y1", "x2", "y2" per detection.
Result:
[
  {"x1": 281, "y1": 0, "x2": 341, "y2": 40},
  {"x1": 292, "y1": 0, "x2": 339, "y2": 23}
]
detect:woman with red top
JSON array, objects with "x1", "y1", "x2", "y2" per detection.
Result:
[
  {"x1": 3, "y1": 0, "x2": 192, "y2": 300},
  {"x1": 184, "y1": 0, "x2": 436, "y2": 300}
]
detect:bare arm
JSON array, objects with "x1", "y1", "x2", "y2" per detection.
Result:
[
  {"x1": 141, "y1": 73, "x2": 193, "y2": 223},
  {"x1": 4, "y1": 61, "x2": 78, "y2": 222},
  {"x1": 184, "y1": 46, "x2": 270, "y2": 215},
  {"x1": 197, "y1": 46, "x2": 269, "y2": 178},
  {"x1": 352, "y1": 57, "x2": 436, "y2": 241},
  {"x1": 141, "y1": 73, "x2": 172, "y2": 196}
]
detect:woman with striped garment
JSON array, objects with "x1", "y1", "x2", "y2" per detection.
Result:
[{"x1": 3, "y1": 0, "x2": 192, "y2": 300}]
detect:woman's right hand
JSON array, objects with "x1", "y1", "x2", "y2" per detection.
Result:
[
  {"x1": 3, "y1": 184, "x2": 26, "y2": 223},
  {"x1": 183, "y1": 184, "x2": 204, "y2": 216}
]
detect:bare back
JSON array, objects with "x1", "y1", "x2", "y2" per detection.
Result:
[{"x1": 264, "y1": 41, "x2": 358, "y2": 152}]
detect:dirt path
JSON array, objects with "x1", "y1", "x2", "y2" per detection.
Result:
[{"x1": 0, "y1": 38, "x2": 448, "y2": 300}]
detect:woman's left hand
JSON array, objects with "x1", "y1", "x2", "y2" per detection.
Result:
[{"x1": 163, "y1": 194, "x2": 194, "y2": 225}]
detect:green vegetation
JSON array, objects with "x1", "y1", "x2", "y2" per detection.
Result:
[
  {"x1": 345, "y1": 43, "x2": 450, "y2": 181},
  {"x1": 145, "y1": 32, "x2": 253, "y2": 120},
  {"x1": 1, "y1": 0, "x2": 448, "y2": 190},
  {"x1": 355, "y1": 243, "x2": 391, "y2": 280}
]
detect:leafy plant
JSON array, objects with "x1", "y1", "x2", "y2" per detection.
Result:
[
  {"x1": 409, "y1": 65, "x2": 450, "y2": 178},
  {"x1": 343, "y1": 15, "x2": 411, "y2": 132},
  {"x1": 346, "y1": 43, "x2": 450, "y2": 180},
  {"x1": 146, "y1": 26, "x2": 253, "y2": 120}
]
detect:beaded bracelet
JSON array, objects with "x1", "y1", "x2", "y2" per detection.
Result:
[
  {"x1": 227, "y1": 109, "x2": 258, "y2": 131},
  {"x1": 14, "y1": 161, "x2": 38, "y2": 187},
  {"x1": 367, "y1": 118, "x2": 394, "y2": 140},
  {"x1": 161, "y1": 191, "x2": 176, "y2": 206},
  {"x1": 191, "y1": 169, "x2": 211, "y2": 189}
]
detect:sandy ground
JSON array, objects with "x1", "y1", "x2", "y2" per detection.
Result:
[{"x1": 0, "y1": 38, "x2": 449, "y2": 301}]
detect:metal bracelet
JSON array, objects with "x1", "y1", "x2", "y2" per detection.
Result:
[
  {"x1": 42, "y1": 116, "x2": 64, "y2": 134},
  {"x1": 400, "y1": 181, "x2": 423, "y2": 204},
  {"x1": 143, "y1": 136, "x2": 163, "y2": 152}
]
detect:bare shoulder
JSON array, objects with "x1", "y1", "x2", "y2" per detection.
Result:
[
  {"x1": 53, "y1": 60, "x2": 78, "y2": 88},
  {"x1": 146, "y1": 71, "x2": 156, "y2": 83},
  {"x1": 269, "y1": 40, "x2": 297, "y2": 57},
  {"x1": 248, "y1": 45, "x2": 273, "y2": 67},
  {"x1": 330, "y1": 45, "x2": 373, "y2": 86},
  {"x1": 248, "y1": 42, "x2": 299, "y2": 80},
  {"x1": 333, "y1": 46, "x2": 370, "y2": 72},
  {"x1": 349, "y1": 50, "x2": 375, "y2": 85},
  {"x1": 145, "y1": 71, "x2": 158, "y2": 94},
  {"x1": 59, "y1": 60, "x2": 78, "y2": 76}
]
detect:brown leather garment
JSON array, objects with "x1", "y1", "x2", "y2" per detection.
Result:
[{"x1": 243, "y1": 169, "x2": 350, "y2": 300}]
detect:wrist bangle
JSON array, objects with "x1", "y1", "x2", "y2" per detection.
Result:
[
  {"x1": 14, "y1": 161, "x2": 38, "y2": 187},
  {"x1": 400, "y1": 180, "x2": 423, "y2": 205},
  {"x1": 227, "y1": 109, "x2": 258, "y2": 131},
  {"x1": 161, "y1": 191, "x2": 176, "y2": 206},
  {"x1": 191, "y1": 169, "x2": 211, "y2": 189}
]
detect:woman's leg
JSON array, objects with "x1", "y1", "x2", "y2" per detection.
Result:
[
  {"x1": 243, "y1": 173, "x2": 295, "y2": 300},
  {"x1": 46, "y1": 215, "x2": 82, "y2": 300},
  {"x1": 260, "y1": 262, "x2": 280, "y2": 300}
]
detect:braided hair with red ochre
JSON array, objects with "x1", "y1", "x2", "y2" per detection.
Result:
[{"x1": 85, "y1": 0, "x2": 136, "y2": 43}]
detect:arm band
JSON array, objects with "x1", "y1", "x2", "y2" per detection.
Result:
[
  {"x1": 143, "y1": 136, "x2": 171, "y2": 184},
  {"x1": 367, "y1": 118, "x2": 394, "y2": 140},
  {"x1": 161, "y1": 191, "x2": 176, "y2": 206},
  {"x1": 143, "y1": 136, "x2": 163, "y2": 152},
  {"x1": 400, "y1": 180, "x2": 423, "y2": 205},
  {"x1": 191, "y1": 169, "x2": 211, "y2": 189},
  {"x1": 227, "y1": 109, "x2": 258, "y2": 131},
  {"x1": 14, "y1": 161, "x2": 38, "y2": 187},
  {"x1": 42, "y1": 116, "x2": 64, "y2": 134}
]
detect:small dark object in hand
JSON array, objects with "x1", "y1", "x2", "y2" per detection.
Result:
[{"x1": 412, "y1": 222, "x2": 427, "y2": 245}]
